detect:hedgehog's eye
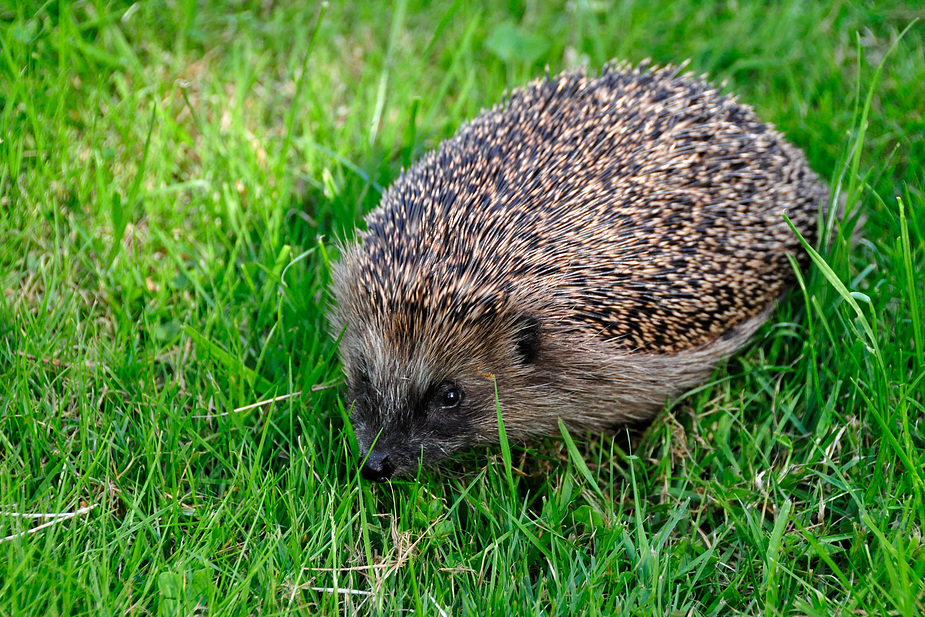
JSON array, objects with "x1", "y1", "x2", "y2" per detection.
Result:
[{"x1": 439, "y1": 383, "x2": 463, "y2": 409}]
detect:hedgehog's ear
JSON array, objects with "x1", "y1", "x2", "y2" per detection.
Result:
[{"x1": 513, "y1": 314, "x2": 541, "y2": 365}]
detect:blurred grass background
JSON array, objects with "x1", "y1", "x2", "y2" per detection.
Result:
[{"x1": 0, "y1": 1, "x2": 923, "y2": 614}]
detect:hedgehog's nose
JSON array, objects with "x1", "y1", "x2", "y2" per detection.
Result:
[{"x1": 360, "y1": 450, "x2": 394, "y2": 482}]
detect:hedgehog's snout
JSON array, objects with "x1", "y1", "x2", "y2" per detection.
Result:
[{"x1": 360, "y1": 448, "x2": 394, "y2": 482}]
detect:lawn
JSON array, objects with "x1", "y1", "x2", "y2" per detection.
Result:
[{"x1": 1, "y1": 1, "x2": 923, "y2": 615}]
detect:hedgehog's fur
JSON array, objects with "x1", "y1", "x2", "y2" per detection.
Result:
[{"x1": 330, "y1": 60, "x2": 829, "y2": 481}]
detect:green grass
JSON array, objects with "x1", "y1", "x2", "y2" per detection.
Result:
[{"x1": 1, "y1": 1, "x2": 923, "y2": 614}]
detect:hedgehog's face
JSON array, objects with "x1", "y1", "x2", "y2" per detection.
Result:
[
  {"x1": 345, "y1": 363, "x2": 490, "y2": 481},
  {"x1": 340, "y1": 313, "x2": 542, "y2": 481}
]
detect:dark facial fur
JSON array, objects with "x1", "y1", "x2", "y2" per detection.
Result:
[{"x1": 328, "y1": 61, "x2": 829, "y2": 480}]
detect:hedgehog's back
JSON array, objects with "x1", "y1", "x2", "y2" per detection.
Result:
[{"x1": 349, "y1": 62, "x2": 829, "y2": 354}]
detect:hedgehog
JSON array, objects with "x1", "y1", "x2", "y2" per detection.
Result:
[{"x1": 329, "y1": 60, "x2": 829, "y2": 482}]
